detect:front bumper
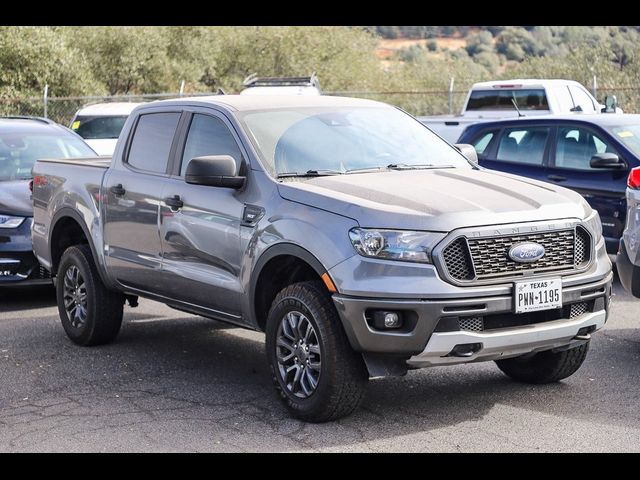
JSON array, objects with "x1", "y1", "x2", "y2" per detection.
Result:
[
  {"x1": 0, "y1": 217, "x2": 52, "y2": 286},
  {"x1": 332, "y1": 271, "x2": 612, "y2": 356},
  {"x1": 617, "y1": 238, "x2": 640, "y2": 298}
]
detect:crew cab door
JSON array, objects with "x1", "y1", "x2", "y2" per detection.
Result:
[
  {"x1": 103, "y1": 110, "x2": 182, "y2": 291},
  {"x1": 547, "y1": 123, "x2": 629, "y2": 253},
  {"x1": 157, "y1": 110, "x2": 247, "y2": 319}
]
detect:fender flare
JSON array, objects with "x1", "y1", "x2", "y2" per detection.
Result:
[
  {"x1": 49, "y1": 207, "x2": 111, "y2": 287},
  {"x1": 249, "y1": 243, "x2": 328, "y2": 326}
]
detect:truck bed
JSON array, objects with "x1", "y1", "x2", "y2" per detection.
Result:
[{"x1": 36, "y1": 156, "x2": 112, "y2": 169}]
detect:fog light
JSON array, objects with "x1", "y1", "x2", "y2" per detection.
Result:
[
  {"x1": 384, "y1": 312, "x2": 400, "y2": 328},
  {"x1": 371, "y1": 310, "x2": 404, "y2": 330}
]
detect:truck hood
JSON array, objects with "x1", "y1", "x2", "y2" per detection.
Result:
[
  {"x1": 277, "y1": 168, "x2": 591, "y2": 231},
  {"x1": 0, "y1": 180, "x2": 32, "y2": 217}
]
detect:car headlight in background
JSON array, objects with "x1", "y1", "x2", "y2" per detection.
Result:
[
  {"x1": 349, "y1": 228, "x2": 446, "y2": 263},
  {"x1": 583, "y1": 210, "x2": 603, "y2": 240},
  {"x1": 0, "y1": 215, "x2": 25, "y2": 229}
]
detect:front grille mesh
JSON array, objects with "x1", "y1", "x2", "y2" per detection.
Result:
[
  {"x1": 441, "y1": 227, "x2": 592, "y2": 283},
  {"x1": 459, "y1": 316, "x2": 484, "y2": 332},
  {"x1": 570, "y1": 302, "x2": 589, "y2": 318},
  {"x1": 574, "y1": 226, "x2": 590, "y2": 266},
  {"x1": 442, "y1": 238, "x2": 474, "y2": 281}
]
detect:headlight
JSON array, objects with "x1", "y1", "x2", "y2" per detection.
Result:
[
  {"x1": 348, "y1": 228, "x2": 445, "y2": 263},
  {"x1": 0, "y1": 215, "x2": 25, "y2": 229},
  {"x1": 583, "y1": 210, "x2": 603, "y2": 240}
]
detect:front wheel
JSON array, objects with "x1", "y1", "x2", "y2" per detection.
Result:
[
  {"x1": 56, "y1": 244, "x2": 124, "y2": 346},
  {"x1": 265, "y1": 281, "x2": 368, "y2": 422},
  {"x1": 495, "y1": 343, "x2": 590, "y2": 384}
]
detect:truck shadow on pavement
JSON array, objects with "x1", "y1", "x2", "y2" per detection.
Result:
[
  {"x1": 1, "y1": 306, "x2": 639, "y2": 452},
  {"x1": 0, "y1": 286, "x2": 56, "y2": 312}
]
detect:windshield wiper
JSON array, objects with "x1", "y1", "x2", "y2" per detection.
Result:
[
  {"x1": 386, "y1": 163, "x2": 455, "y2": 170},
  {"x1": 276, "y1": 169, "x2": 344, "y2": 179}
]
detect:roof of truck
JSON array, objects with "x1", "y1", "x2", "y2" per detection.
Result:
[
  {"x1": 74, "y1": 102, "x2": 144, "y2": 116},
  {"x1": 471, "y1": 79, "x2": 584, "y2": 90},
  {"x1": 146, "y1": 95, "x2": 385, "y2": 112}
]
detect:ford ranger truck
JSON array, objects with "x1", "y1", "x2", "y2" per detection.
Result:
[{"x1": 31, "y1": 95, "x2": 613, "y2": 422}]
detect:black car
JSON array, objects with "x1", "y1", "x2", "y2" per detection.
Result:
[
  {"x1": 0, "y1": 117, "x2": 96, "y2": 286},
  {"x1": 458, "y1": 114, "x2": 640, "y2": 255}
]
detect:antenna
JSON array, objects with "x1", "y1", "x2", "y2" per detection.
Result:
[{"x1": 511, "y1": 98, "x2": 524, "y2": 118}]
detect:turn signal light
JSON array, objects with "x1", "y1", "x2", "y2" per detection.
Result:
[{"x1": 629, "y1": 167, "x2": 640, "y2": 189}]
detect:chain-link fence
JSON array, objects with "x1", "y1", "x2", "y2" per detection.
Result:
[
  {"x1": 0, "y1": 92, "x2": 222, "y2": 127},
  {"x1": 2, "y1": 86, "x2": 639, "y2": 126}
]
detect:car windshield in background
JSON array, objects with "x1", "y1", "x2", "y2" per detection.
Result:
[
  {"x1": 72, "y1": 115, "x2": 128, "y2": 140},
  {"x1": 467, "y1": 89, "x2": 549, "y2": 111},
  {"x1": 606, "y1": 125, "x2": 640, "y2": 157},
  {"x1": 239, "y1": 106, "x2": 472, "y2": 176},
  {"x1": 0, "y1": 132, "x2": 95, "y2": 181}
]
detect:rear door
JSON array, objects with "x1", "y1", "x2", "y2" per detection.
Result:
[
  {"x1": 103, "y1": 110, "x2": 182, "y2": 291},
  {"x1": 475, "y1": 123, "x2": 553, "y2": 184},
  {"x1": 548, "y1": 122, "x2": 629, "y2": 251}
]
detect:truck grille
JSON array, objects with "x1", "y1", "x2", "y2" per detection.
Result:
[{"x1": 442, "y1": 226, "x2": 591, "y2": 283}]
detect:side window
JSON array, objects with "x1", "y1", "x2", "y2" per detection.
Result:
[
  {"x1": 470, "y1": 130, "x2": 496, "y2": 156},
  {"x1": 127, "y1": 113, "x2": 181, "y2": 173},
  {"x1": 569, "y1": 86, "x2": 597, "y2": 113},
  {"x1": 555, "y1": 126, "x2": 616, "y2": 170},
  {"x1": 181, "y1": 114, "x2": 243, "y2": 176},
  {"x1": 495, "y1": 127, "x2": 550, "y2": 165}
]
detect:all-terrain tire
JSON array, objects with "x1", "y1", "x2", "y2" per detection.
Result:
[
  {"x1": 56, "y1": 244, "x2": 124, "y2": 346},
  {"x1": 265, "y1": 281, "x2": 368, "y2": 422},
  {"x1": 495, "y1": 343, "x2": 590, "y2": 384}
]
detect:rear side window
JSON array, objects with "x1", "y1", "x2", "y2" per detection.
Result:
[
  {"x1": 470, "y1": 130, "x2": 497, "y2": 155},
  {"x1": 467, "y1": 89, "x2": 549, "y2": 111},
  {"x1": 180, "y1": 114, "x2": 243, "y2": 176},
  {"x1": 495, "y1": 127, "x2": 550, "y2": 165},
  {"x1": 127, "y1": 113, "x2": 180, "y2": 173}
]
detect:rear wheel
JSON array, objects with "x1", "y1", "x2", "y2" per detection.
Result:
[
  {"x1": 57, "y1": 244, "x2": 124, "y2": 346},
  {"x1": 495, "y1": 343, "x2": 590, "y2": 384},
  {"x1": 265, "y1": 281, "x2": 368, "y2": 422}
]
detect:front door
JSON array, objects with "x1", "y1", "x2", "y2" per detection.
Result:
[
  {"x1": 103, "y1": 111, "x2": 182, "y2": 291},
  {"x1": 548, "y1": 124, "x2": 628, "y2": 252},
  {"x1": 158, "y1": 111, "x2": 248, "y2": 318}
]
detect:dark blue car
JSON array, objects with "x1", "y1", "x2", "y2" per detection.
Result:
[
  {"x1": 0, "y1": 117, "x2": 96, "y2": 286},
  {"x1": 458, "y1": 114, "x2": 640, "y2": 254}
]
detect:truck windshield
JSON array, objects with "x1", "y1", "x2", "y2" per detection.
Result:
[
  {"x1": 239, "y1": 106, "x2": 472, "y2": 176},
  {"x1": 467, "y1": 89, "x2": 549, "y2": 111},
  {"x1": 0, "y1": 132, "x2": 95, "y2": 181},
  {"x1": 607, "y1": 125, "x2": 640, "y2": 157},
  {"x1": 72, "y1": 115, "x2": 128, "y2": 140}
]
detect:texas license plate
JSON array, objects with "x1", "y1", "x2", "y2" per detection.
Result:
[{"x1": 514, "y1": 278, "x2": 562, "y2": 313}]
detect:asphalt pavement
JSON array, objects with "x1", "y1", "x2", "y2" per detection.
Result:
[{"x1": 0, "y1": 274, "x2": 639, "y2": 452}]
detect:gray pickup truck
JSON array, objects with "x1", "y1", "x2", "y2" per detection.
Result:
[{"x1": 32, "y1": 95, "x2": 613, "y2": 422}]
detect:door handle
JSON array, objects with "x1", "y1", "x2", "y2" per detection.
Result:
[
  {"x1": 110, "y1": 184, "x2": 126, "y2": 196},
  {"x1": 547, "y1": 174, "x2": 567, "y2": 182},
  {"x1": 165, "y1": 195, "x2": 184, "y2": 210}
]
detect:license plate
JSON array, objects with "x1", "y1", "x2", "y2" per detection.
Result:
[{"x1": 514, "y1": 278, "x2": 562, "y2": 313}]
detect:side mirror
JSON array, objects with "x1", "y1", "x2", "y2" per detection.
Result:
[
  {"x1": 454, "y1": 143, "x2": 478, "y2": 165},
  {"x1": 185, "y1": 155, "x2": 246, "y2": 189},
  {"x1": 602, "y1": 95, "x2": 618, "y2": 113},
  {"x1": 590, "y1": 152, "x2": 625, "y2": 169}
]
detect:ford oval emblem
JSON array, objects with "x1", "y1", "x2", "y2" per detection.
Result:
[{"x1": 508, "y1": 242, "x2": 545, "y2": 263}]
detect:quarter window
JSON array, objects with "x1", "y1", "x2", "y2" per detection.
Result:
[
  {"x1": 127, "y1": 113, "x2": 181, "y2": 173},
  {"x1": 471, "y1": 131, "x2": 496, "y2": 155},
  {"x1": 495, "y1": 127, "x2": 550, "y2": 166}
]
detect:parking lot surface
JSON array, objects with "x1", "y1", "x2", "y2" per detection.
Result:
[{"x1": 1, "y1": 275, "x2": 639, "y2": 452}]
